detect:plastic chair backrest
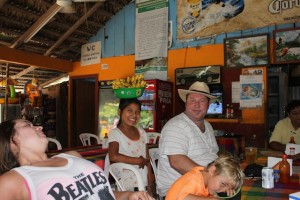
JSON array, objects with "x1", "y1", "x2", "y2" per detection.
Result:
[
  {"x1": 149, "y1": 148, "x2": 159, "y2": 180},
  {"x1": 47, "y1": 137, "x2": 62, "y2": 150},
  {"x1": 148, "y1": 147, "x2": 163, "y2": 200},
  {"x1": 104, "y1": 154, "x2": 110, "y2": 178},
  {"x1": 109, "y1": 163, "x2": 145, "y2": 191},
  {"x1": 79, "y1": 133, "x2": 101, "y2": 146},
  {"x1": 147, "y1": 132, "x2": 160, "y2": 144}
]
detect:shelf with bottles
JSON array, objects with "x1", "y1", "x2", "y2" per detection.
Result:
[{"x1": 43, "y1": 96, "x2": 56, "y2": 133}]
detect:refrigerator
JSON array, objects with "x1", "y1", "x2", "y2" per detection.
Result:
[
  {"x1": 98, "y1": 79, "x2": 173, "y2": 139},
  {"x1": 138, "y1": 79, "x2": 173, "y2": 132}
]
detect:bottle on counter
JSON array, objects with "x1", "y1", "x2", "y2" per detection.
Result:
[
  {"x1": 289, "y1": 136, "x2": 296, "y2": 144},
  {"x1": 226, "y1": 104, "x2": 231, "y2": 119},
  {"x1": 279, "y1": 154, "x2": 290, "y2": 184},
  {"x1": 102, "y1": 133, "x2": 109, "y2": 148},
  {"x1": 230, "y1": 104, "x2": 234, "y2": 118}
]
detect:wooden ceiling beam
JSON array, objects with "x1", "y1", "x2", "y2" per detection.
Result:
[
  {"x1": 45, "y1": 1, "x2": 104, "y2": 56},
  {"x1": 0, "y1": 46, "x2": 73, "y2": 72}
]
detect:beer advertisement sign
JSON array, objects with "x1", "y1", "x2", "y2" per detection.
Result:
[{"x1": 177, "y1": 0, "x2": 300, "y2": 41}]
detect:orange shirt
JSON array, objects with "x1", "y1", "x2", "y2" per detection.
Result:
[{"x1": 166, "y1": 166, "x2": 209, "y2": 200}]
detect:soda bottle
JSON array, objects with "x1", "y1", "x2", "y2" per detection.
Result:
[{"x1": 279, "y1": 154, "x2": 290, "y2": 184}]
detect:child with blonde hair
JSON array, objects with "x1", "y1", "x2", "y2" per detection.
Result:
[{"x1": 166, "y1": 155, "x2": 244, "y2": 200}]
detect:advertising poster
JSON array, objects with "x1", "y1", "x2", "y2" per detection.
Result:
[
  {"x1": 177, "y1": 0, "x2": 300, "y2": 41},
  {"x1": 135, "y1": 0, "x2": 168, "y2": 80},
  {"x1": 240, "y1": 75, "x2": 263, "y2": 108}
]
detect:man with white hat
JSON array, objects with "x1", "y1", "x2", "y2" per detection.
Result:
[{"x1": 157, "y1": 81, "x2": 219, "y2": 197}]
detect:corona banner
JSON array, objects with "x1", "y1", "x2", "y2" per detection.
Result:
[{"x1": 177, "y1": 0, "x2": 300, "y2": 41}]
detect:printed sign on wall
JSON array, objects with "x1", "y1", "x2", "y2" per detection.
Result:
[{"x1": 81, "y1": 41, "x2": 101, "y2": 66}]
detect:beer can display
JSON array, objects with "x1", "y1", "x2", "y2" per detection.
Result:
[{"x1": 262, "y1": 167, "x2": 274, "y2": 189}]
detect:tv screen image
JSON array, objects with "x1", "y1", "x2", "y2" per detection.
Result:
[{"x1": 207, "y1": 92, "x2": 223, "y2": 115}]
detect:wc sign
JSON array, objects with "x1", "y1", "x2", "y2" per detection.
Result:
[{"x1": 81, "y1": 41, "x2": 101, "y2": 66}]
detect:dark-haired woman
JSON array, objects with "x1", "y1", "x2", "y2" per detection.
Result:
[
  {"x1": 108, "y1": 98, "x2": 149, "y2": 190},
  {"x1": 0, "y1": 119, "x2": 154, "y2": 200}
]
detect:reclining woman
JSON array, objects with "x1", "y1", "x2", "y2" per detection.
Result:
[{"x1": 0, "y1": 119, "x2": 154, "y2": 200}]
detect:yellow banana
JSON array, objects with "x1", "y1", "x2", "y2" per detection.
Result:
[
  {"x1": 112, "y1": 74, "x2": 146, "y2": 89},
  {"x1": 131, "y1": 76, "x2": 135, "y2": 84}
]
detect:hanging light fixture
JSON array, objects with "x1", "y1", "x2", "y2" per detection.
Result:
[{"x1": 59, "y1": 5, "x2": 76, "y2": 13}]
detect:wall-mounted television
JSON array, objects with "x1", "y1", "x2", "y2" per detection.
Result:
[{"x1": 206, "y1": 84, "x2": 223, "y2": 117}]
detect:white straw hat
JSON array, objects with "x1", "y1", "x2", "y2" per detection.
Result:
[{"x1": 178, "y1": 81, "x2": 217, "y2": 103}]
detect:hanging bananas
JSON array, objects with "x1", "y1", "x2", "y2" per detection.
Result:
[{"x1": 112, "y1": 74, "x2": 147, "y2": 89}]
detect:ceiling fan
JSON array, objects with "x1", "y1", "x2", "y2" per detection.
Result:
[{"x1": 56, "y1": 0, "x2": 105, "y2": 13}]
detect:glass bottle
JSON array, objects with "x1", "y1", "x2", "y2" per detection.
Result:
[
  {"x1": 230, "y1": 104, "x2": 234, "y2": 118},
  {"x1": 226, "y1": 104, "x2": 231, "y2": 119},
  {"x1": 279, "y1": 154, "x2": 290, "y2": 184},
  {"x1": 289, "y1": 136, "x2": 296, "y2": 144},
  {"x1": 102, "y1": 133, "x2": 109, "y2": 148}
]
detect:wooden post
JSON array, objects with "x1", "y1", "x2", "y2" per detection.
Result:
[{"x1": 4, "y1": 63, "x2": 9, "y2": 121}]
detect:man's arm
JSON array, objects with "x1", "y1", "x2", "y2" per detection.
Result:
[
  {"x1": 168, "y1": 154, "x2": 199, "y2": 175},
  {"x1": 269, "y1": 141, "x2": 286, "y2": 152}
]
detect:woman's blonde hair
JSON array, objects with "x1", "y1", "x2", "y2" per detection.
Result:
[{"x1": 207, "y1": 154, "x2": 245, "y2": 190}]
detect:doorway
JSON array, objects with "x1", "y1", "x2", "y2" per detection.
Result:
[{"x1": 70, "y1": 74, "x2": 98, "y2": 146}]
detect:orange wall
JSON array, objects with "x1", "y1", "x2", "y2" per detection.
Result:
[
  {"x1": 71, "y1": 44, "x2": 224, "y2": 83},
  {"x1": 70, "y1": 55, "x2": 136, "y2": 80}
]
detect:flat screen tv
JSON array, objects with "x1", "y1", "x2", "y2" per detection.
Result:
[{"x1": 206, "y1": 84, "x2": 223, "y2": 117}]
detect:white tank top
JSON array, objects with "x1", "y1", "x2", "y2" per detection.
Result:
[{"x1": 13, "y1": 153, "x2": 115, "y2": 200}]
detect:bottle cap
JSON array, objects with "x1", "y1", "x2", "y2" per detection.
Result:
[{"x1": 282, "y1": 154, "x2": 288, "y2": 159}]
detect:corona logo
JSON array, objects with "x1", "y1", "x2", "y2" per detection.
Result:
[
  {"x1": 181, "y1": 16, "x2": 197, "y2": 34},
  {"x1": 268, "y1": 0, "x2": 300, "y2": 14}
]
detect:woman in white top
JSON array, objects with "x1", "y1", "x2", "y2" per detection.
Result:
[
  {"x1": 0, "y1": 119, "x2": 154, "y2": 200},
  {"x1": 108, "y1": 98, "x2": 149, "y2": 189}
]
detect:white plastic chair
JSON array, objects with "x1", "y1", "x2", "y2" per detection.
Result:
[
  {"x1": 148, "y1": 148, "x2": 163, "y2": 200},
  {"x1": 147, "y1": 132, "x2": 160, "y2": 144},
  {"x1": 47, "y1": 137, "x2": 62, "y2": 150},
  {"x1": 109, "y1": 163, "x2": 145, "y2": 191},
  {"x1": 79, "y1": 133, "x2": 101, "y2": 146}
]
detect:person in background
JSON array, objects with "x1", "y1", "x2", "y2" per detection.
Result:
[
  {"x1": 269, "y1": 100, "x2": 300, "y2": 155},
  {"x1": 157, "y1": 81, "x2": 219, "y2": 197},
  {"x1": 165, "y1": 155, "x2": 245, "y2": 200},
  {"x1": 0, "y1": 119, "x2": 154, "y2": 200},
  {"x1": 108, "y1": 98, "x2": 149, "y2": 189}
]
